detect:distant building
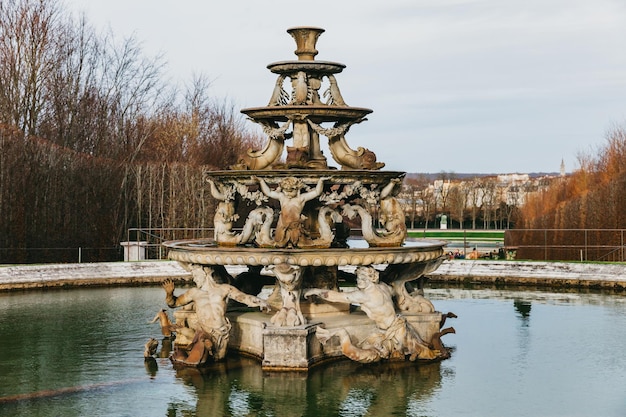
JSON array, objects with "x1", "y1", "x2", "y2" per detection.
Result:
[{"x1": 399, "y1": 172, "x2": 562, "y2": 228}]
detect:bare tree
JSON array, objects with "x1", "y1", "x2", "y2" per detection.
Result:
[
  {"x1": 447, "y1": 184, "x2": 467, "y2": 229},
  {"x1": 480, "y1": 178, "x2": 497, "y2": 229},
  {"x1": 0, "y1": 0, "x2": 61, "y2": 134},
  {"x1": 466, "y1": 177, "x2": 482, "y2": 229},
  {"x1": 400, "y1": 180, "x2": 420, "y2": 229}
]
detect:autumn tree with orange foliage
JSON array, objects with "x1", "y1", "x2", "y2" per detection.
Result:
[{"x1": 512, "y1": 124, "x2": 626, "y2": 261}]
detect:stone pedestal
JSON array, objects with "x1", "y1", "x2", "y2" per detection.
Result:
[
  {"x1": 262, "y1": 324, "x2": 321, "y2": 370},
  {"x1": 120, "y1": 241, "x2": 148, "y2": 261},
  {"x1": 440, "y1": 214, "x2": 448, "y2": 230},
  {"x1": 227, "y1": 311, "x2": 322, "y2": 370}
]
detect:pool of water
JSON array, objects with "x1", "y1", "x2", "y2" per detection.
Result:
[{"x1": 0, "y1": 285, "x2": 624, "y2": 416}]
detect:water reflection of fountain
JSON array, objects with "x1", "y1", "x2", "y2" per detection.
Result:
[
  {"x1": 171, "y1": 355, "x2": 445, "y2": 416},
  {"x1": 155, "y1": 26, "x2": 455, "y2": 371},
  {"x1": 514, "y1": 299, "x2": 532, "y2": 319}
]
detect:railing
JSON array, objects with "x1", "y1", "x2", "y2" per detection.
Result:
[
  {"x1": 124, "y1": 227, "x2": 626, "y2": 262},
  {"x1": 504, "y1": 229, "x2": 626, "y2": 262},
  {"x1": 0, "y1": 247, "x2": 122, "y2": 264},
  {"x1": 2, "y1": 227, "x2": 620, "y2": 264},
  {"x1": 125, "y1": 227, "x2": 215, "y2": 260},
  {"x1": 5, "y1": 228, "x2": 619, "y2": 264}
]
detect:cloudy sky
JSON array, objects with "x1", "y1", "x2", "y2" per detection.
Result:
[{"x1": 66, "y1": 0, "x2": 626, "y2": 174}]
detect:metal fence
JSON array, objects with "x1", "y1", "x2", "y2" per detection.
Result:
[
  {"x1": 125, "y1": 227, "x2": 215, "y2": 261},
  {"x1": 6, "y1": 227, "x2": 621, "y2": 264},
  {"x1": 0, "y1": 228, "x2": 212, "y2": 264},
  {"x1": 504, "y1": 229, "x2": 626, "y2": 262},
  {"x1": 0, "y1": 246, "x2": 122, "y2": 264},
  {"x1": 127, "y1": 227, "x2": 626, "y2": 263}
]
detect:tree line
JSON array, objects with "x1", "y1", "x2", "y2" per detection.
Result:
[
  {"x1": 0, "y1": 0, "x2": 259, "y2": 263},
  {"x1": 512, "y1": 124, "x2": 626, "y2": 260}
]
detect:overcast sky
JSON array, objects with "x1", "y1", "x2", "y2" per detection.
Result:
[{"x1": 66, "y1": 0, "x2": 626, "y2": 174}]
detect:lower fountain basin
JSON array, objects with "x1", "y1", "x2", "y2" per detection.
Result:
[
  {"x1": 163, "y1": 238, "x2": 446, "y2": 267},
  {"x1": 162, "y1": 237, "x2": 449, "y2": 370}
]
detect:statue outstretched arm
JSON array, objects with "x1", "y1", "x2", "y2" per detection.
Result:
[
  {"x1": 300, "y1": 176, "x2": 329, "y2": 201},
  {"x1": 380, "y1": 178, "x2": 401, "y2": 199},
  {"x1": 162, "y1": 279, "x2": 194, "y2": 308},
  {"x1": 252, "y1": 176, "x2": 281, "y2": 200},
  {"x1": 304, "y1": 288, "x2": 362, "y2": 304},
  {"x1": 207, "y1": 179, "x2": 226, "y2": 200},
  {"x1": 315, "y1": 177, "x2": 330, "y2": 194},
  {"x1": 227, "y1": 285, "x2": 269, "y2": 311}
]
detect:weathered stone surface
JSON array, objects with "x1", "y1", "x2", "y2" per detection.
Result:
[
  {"x1": 428, "y1": 260, "x2": 626, "y2": 288},
  {"x1": 0, "y1": 261, "x2": 195, "y2": 291},
  {"x1": 225, "y1": 310, "x2": 446, "y2": 370},
  {"x1": 262, "y1": 324, "x2": 320, "y2": 370}
]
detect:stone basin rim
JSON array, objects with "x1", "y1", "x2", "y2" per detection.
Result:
[
  {"x1": 266, "y1": 60, "x2": 347, "y2": 73},
  {"x1": 164, "y1": 238, "x2": 447, "y2": 267},
  {"x1": 240, "y1": 106, "x2": 372, "y2": 121}
]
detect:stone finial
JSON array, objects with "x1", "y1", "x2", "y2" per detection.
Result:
[{"x1": 287, "y1": 26, "x2": 325, "y2": 61}]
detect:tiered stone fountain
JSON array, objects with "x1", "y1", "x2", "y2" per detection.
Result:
[{"x1": 159, "y1": 27, "x2": 454, "y2": 370}]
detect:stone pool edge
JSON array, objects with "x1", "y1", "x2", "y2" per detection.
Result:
[
  {"x1": 0, "y1": 260, "x2": 624, "y2": 291},
  {"x1": 0, "y1": 261, "x2": 193, "y2": 291},
  {"x1": 427, "y1": 259, "x2": 626, "y2": 290}
]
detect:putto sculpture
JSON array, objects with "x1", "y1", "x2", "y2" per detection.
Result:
[
  {"x1": 252, "y1": 175, "x2": 329, "y2": 248},
  {"x1": 152, "y1": 26, "x2": 455, "y2": 370}
]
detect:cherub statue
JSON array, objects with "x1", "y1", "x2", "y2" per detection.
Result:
[
  {"x1": 252, "y1": 176, "x2": 328, "y2": 248},
  {"x1": 379, "y1": 178, "x2": 407, "y2": 238},
  {"x1": 207, "y1": 179, "x2": 240, "y2": 245}
]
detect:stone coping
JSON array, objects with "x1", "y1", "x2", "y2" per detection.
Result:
[
  {"x1": 428, "y1": 259, "x2": 626, "y2": 289},
  {"x1": 0, "y1": 261, "x2": 193, "y2": 291},
  {"x1": 0, "y1": 260, "x2": 624, "y2": 291}
]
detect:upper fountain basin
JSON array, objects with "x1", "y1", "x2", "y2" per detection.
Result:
[
  {"x1": 267, "y1": 60, "x2": 346, "y2": 75},
  {"x1": 241, "y1": 105, "x2": 372, "y2": 123}
]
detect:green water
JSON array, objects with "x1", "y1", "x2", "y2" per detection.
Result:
[{"x1": 0, "y1": 286, "x2": 624, "y2": 416}]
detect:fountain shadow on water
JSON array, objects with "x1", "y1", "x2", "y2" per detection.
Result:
[{"x1": 166, "y1": 354, "x2": 450, "y2": 416}]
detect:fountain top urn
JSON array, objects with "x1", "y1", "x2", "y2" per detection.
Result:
[{"x1": 287, "y1": 26, "x2": 325, "y2": 61}]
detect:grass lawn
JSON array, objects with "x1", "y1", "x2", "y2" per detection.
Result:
[{"x1": 407, "y1": 230, "x2": 505, "y2": 241}]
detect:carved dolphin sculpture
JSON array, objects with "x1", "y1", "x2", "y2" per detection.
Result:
[{"x1": 341, "y1": 204, "x2": 404, "y2": 247}]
